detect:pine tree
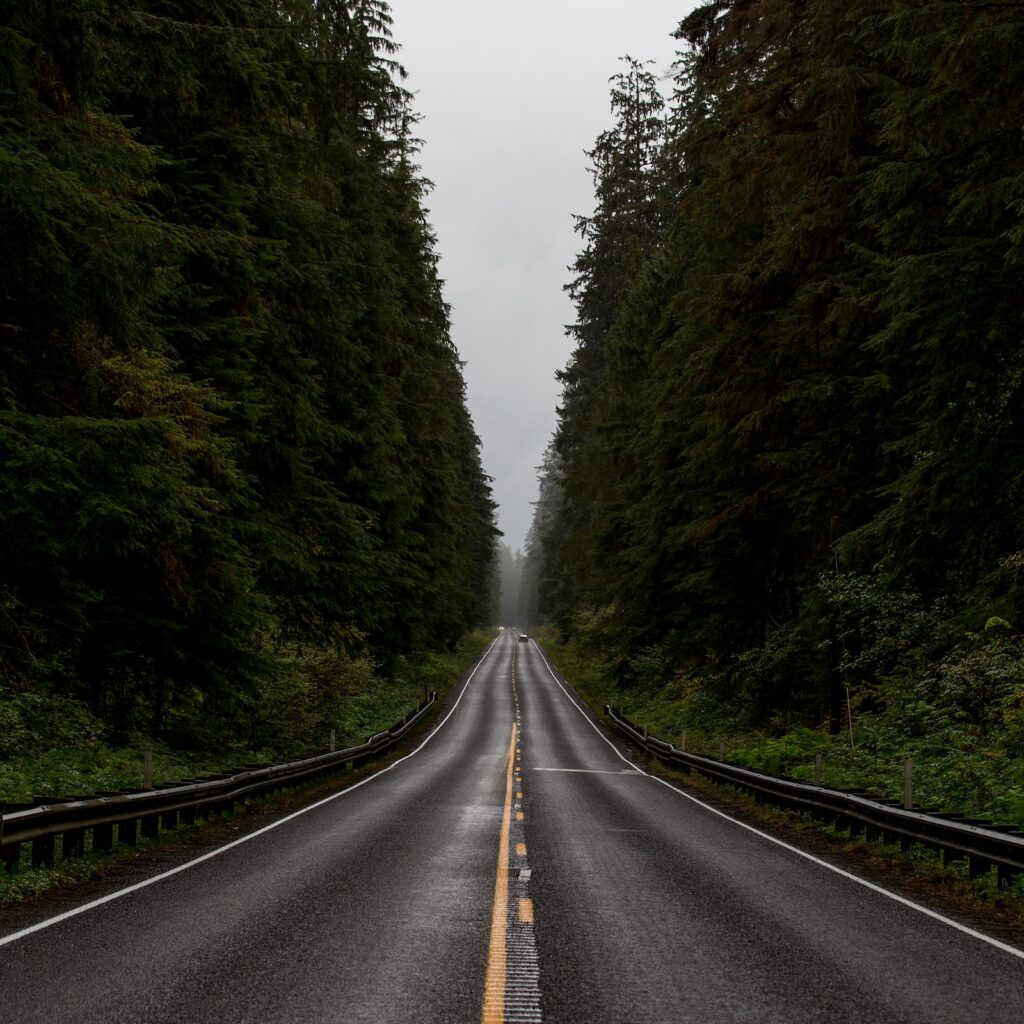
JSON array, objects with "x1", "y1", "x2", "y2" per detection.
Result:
[{"x1": 0, "y1": 0, "x2": 497, "y2": 742}]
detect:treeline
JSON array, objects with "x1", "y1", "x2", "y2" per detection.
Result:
[
  {"x1": 529, "y1": 2, "x2": 1024, "y2": 734},
  {"x1": 0, "y1": 1, "x2": 495, "y2": 750}
]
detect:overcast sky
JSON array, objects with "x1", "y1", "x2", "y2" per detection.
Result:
[{"x1": 388, "y1": 2, "x2": 695, "y2": 551}]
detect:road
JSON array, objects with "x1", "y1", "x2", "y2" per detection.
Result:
[{"x1": 1, "y1": 630, "x2": 1023, "y2": 1022}]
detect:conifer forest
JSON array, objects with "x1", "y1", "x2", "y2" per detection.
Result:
[
  {"x1": 0, "y1": 1, "x2": 496, "y2": 782},
  {"x1": 3, "y1": 0, "x2": 1024, "y2": 828},
  {"x1": 521, "y1": 2, "x2": 1024, "y2": 819}
]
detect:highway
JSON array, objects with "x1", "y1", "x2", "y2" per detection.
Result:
[{"x1": 1, "y1": 630, "x2": 1023, "y2": 1022}]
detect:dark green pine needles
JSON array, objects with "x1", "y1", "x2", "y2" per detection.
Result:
[
  {"x1": 527, "y1": 1, "x2": 1024, "y2": 729},
  {"x1": 0, "y1": 1, "x2": 497, "y2": 743}
]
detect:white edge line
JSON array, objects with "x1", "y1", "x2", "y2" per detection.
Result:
[
  {"x1": 528, "y1": 640, "x2": 1024, "y2": 963},
  {"x1": 0, "y1": 634, "x2": 506, "y2": 949}
]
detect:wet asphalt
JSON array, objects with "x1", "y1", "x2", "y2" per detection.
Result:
[
  {"x1": 519, "y1": 641, "x2": 1024, "y2": 1023},
  {"x1": 1, "y1": 631, "x2": 1023, "y2": 1023}
]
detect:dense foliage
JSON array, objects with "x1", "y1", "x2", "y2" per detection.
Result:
[
  {"x1": 527, "y1": 2, "x2": 1024, "y2": 752},
  {"x1": 0, "y1": 0, "x2": 496, "y2": 755}
]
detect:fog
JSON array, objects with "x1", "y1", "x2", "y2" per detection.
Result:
[{"x1": 389, "y1": 2, "x2": 693, "y2": 550}]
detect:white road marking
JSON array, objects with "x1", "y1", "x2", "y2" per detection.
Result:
[
  {"x1": 527, "y1": 641, "x2": 1024, "y2": 962},
  {"x1": 0, "y1": 634, "x2": 507, "y2": 949},
  {"x1": 532, "y1": 768, "x2": 640, "y2": 775}
]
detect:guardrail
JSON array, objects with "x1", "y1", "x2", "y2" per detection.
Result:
[
  {"x1": 605, "y1": 705, "x2": 1024, "y2": 888},
  {"x1": 0, "y1": 692, "x2": 437, "y2": 874}
]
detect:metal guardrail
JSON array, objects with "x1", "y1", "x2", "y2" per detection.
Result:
[
  {"x1": 0, "y1": 692, "x2": 437, "y2": 874},
  {"x1": 606, "y1": 705, "x2": 1024, "y2": 887}
]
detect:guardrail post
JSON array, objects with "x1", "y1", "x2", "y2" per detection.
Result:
[
  {"x1": 330, "y1": 729, "x2": 336, "y2": 753},
  {"x1": 141, "y1": 813, "x2": 160, "y2": 839},
  {"x1": 161, "y1": 809, "x2": 179, "y2": 831},
  {"x1": 63, "y1": 827, "x2": 85, "y2": 860},
  {"x1": 968, "y1": 856, "x2": 991, "y2": 880},
  {"x1": 93, "y1": 822, "x2": 114, "y2": 854},
  {"x1": 117, "y1": 820, "x2": 137, "y2": 847},
  {"x1": 144, "y1": 751, "x2": 153, "y2": 789},
  {"x1": 31, "y1": 834, "x2": 55, "y2": 868},
  {"x1": 2, "y1": 842, "x2": 19, "y2": 873},
  {"x1": 903, "y1": 758, "x2": 913, "y2": 810},
  {"x1": 814, "y1": 753, "x2": 823, "y2": 785}
]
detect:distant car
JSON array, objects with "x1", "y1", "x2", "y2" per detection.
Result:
[{"x1": 518, "y1": 633, "x2": 529, "y2": 642}]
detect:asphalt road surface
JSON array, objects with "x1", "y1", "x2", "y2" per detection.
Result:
[{"x1": 2, "y1": 631, "x2": 1023, "y2": 1023}]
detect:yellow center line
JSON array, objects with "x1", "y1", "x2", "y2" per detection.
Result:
[
  {"x1": 518, "y1": 898, "x2": 534, "y2": 924},
  {"x1": 516, "y1": 842, "x2": 527, "y2": 857},
  {"x1": 482, "y1": 722, "x2": 517, "y2": 1024}
]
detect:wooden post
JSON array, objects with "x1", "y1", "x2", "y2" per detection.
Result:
[
  {"x1": 680, "y1": 730, "x2": 687, "y2": 753},
  {"x1": 2, "y1": 841, "x2": 19, "y2": 874},
  {"x1": 93, "y1": 822, "x2": 114, "y2": 854},
  {"x1": 330, "y1": 729, "x2": 336, "y2": 753},
  {"x1": 144, "y1": 751, "x2": 153, "y2": 789},
  {"x1": 62, "y1": 828, "x2": 86, "y2": 860},
  {"x1": 31, "y1": 834, "x2": 55, "y2": 868},
  {"x1": 903, "y1": 757, "x2": 913, "y2": 809},
  {"x1": 814, "y1": 752, "x2": 823, "y2": 785}
]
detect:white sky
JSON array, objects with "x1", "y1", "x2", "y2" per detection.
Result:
[{"x1": 388, "y1": 1, "x2": 695, "y2": 551}]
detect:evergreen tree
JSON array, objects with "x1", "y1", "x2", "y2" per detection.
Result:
[
  {"x1": 0, "y1": 0, "x2": 496, "y2": 743},
  {"x1": 552, "y1": 57, "x2": 666, "y2": 635},
  {"x1": 532, "y1": 0, "x2": 1024, "y2": 728}
]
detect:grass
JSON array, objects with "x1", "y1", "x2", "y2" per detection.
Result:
[
  {"x1": 0, "y1": 629, "x2": 494, "y2": 804},
  {"x1": 532, "y1": 626, "x2": 1024, "y2": 828},
  {"x1": 0, "y1": 628, "x2": 495, "y2": 905}
]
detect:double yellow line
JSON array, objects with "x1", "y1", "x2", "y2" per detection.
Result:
[{"x1": 482, "y1": 722, "x2": 517, "y2": 1024}]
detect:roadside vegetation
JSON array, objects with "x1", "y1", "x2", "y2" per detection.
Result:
[
  {"x1": 509, "y1": 2, "x2": 1024, "y2": 839},
  {"x1": 0, "y1": 0, "x2": 498, "y2": 816},
  {"x1": 535, "y1": 621, "x2": 1024, "y2": 831},
  {"x1": 0, "y1": 629, "x2": 493, "y2": 805},
  {"x1": 535, "y1": 623, "x2": 1024, "y2": 921},
  {"x1": 0, "y1": 628, "x2": 493, "y2": 904}
]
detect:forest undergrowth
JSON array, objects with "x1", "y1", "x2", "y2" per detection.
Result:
[
  {"x1": 534, "y1": 610, "x2": 1024, "y2": 831},
  {"x1": 0, "y1": 630, "x2": 493, "y2": 805}
]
